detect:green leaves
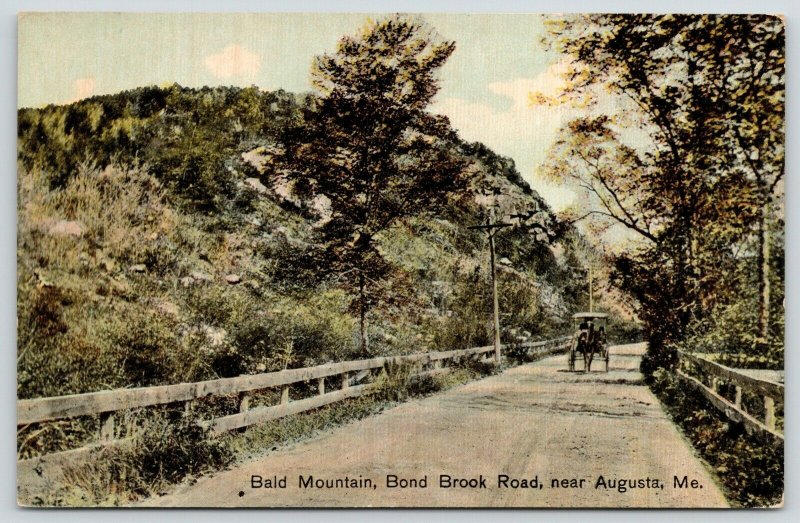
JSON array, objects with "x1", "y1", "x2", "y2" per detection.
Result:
[
  {"x1": 277, "y1": 15, "x2": 468, "y2": 353},
  {"x1": 544, "y1": 15, "x2": 784, "y2": 353}
]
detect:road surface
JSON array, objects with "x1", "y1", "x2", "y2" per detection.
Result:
[{"x1": 145, "y1": 343, "x2": 729, "y2": 508}]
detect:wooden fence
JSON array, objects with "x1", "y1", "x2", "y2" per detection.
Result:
[
  {"x1": 18, "y1": 336, "x2": 571, "y2": 462},
  {"x1": 675, "y1": 350, "x2": 784, "y2": 442}
]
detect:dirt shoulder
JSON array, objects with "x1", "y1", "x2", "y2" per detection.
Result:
[{"x1": 145, "y1": 343, "x2": 728, "y2": 508}]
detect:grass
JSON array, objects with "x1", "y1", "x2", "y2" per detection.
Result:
[
  {"x1": 17, "y1": 165, "x2": 361, "y2": 398},
  {"x1": 23, "y1": 359, "x2": 496, "y2": 507},
  {"x1": 649, "y1": 368, "x2": 783, "y2": 507}
]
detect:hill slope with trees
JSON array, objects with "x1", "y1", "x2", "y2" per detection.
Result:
[{"x1": 17, "y1": 18, "x2": 622, "y2": 400}]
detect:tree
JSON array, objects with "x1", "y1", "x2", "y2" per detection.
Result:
[
  {"x1": 278, "y1": 16, "x2": 468, "y2": 356},
  {"x1": 699, "y1": 17, "x2": 784, "y2": 342},
  {"x1": 541, "y1": 14, "x2": 784, "y2": 355}
]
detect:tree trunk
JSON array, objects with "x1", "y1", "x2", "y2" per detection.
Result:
[
  {"x1": 359, "y1": 272, "x2": 369, "y2": 356},
  {"x1": 757, "y1": 203, "x2": 771, "y2": 343}
]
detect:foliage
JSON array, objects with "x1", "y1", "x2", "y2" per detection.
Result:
[
  {"x1": 16, "y1": 163, "x2": 359, "y2": 397},
  {"x1": 18, "y1": 85, "x2": 301, "y2": 211},
  {"x1": 18, "y1": 17, "x2": 601, "y2": 398},
  {"x1": 277, "y1": 15, "x2": 469, "y2": 355},
  {"x1": 17, "y1": 14, "x2": 636, "y2": 506},
  {"x1": 542, "y1": 14, "x2": 784, "y2": 367},
  {"x1": 651, "y1": 369, "x2": 783, "y2": 507},
  {"x1": 30, "y1": 411, "x2": 233, "y2": 506},
  {"x1": 372, "y1": 361, "x2": 417, "y2": 402}
]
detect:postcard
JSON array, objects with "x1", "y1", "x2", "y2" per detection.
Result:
[{"x1": 16, "y1": 12, "x2": 784, "y2": 508}]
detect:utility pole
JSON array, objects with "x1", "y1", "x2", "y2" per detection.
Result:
[
  {"x1": 469, "y1": 208, "x2": 512, "y2": 366},
  {"x1": 469, "y1": 202, "x2": 551, "y2": 366},
  {"x1": 568, "y1": 264, "x2": 598, "y2": 312},
  {"x1": 488, "y1": 209, "x2": 501, "y2": 366}
]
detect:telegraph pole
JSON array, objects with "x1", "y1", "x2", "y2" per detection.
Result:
[
  {"x1": 469, "y1": 208, "x2": 512, "y2": 366},
  {"x1": 488, "y1": 212, "x2": 501, "y2": 365},
  {"x1": 568, "y1": 264, "x2": 598, "y2": 312},
  {"x1": 469, "y1": 203, "x2": 551, "y2": 366}
]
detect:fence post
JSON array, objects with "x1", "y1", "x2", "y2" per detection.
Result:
[
  {"x1": 281, "y1": 386, "x2": 290, "y2": 405},
  {"x1": 99, "y1": 412, "x2": 114, "y2": 443},
  {"x1": 318, "y1": 377, "x2": 325, "y2": 396},
  {"x1": 734, "y1": 386, "x2": 742, "y2": 409},
  {"x1": 764, "y1": 396, "x2": 776, "y2": 430},
  {"x1": 342, "y1": 372, "x2": 350, "y2": 390},
  {"x1": 240, "y1": 393, "x2": 251, "y2": 413}
]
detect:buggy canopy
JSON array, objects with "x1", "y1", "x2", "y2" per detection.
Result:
[{"x1": 572, "y1": 312, "x2": 608, "y2": 320}]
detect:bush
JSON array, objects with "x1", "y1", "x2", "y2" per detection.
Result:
[
  {"x1": 111, "y1": 313, "x2": 175, "y2": 386},
  {"x1": 372, "y1": 361, "x2": 416, "y2": 402},
  {"x1": 675, "y1": 301, "x2": 783, "y2": 370},
  {"x1": 639, "y1": 335, "x2": 677, "y2": 382},
  {"x1": 131, "y1": 411, "x2": 233, "y2": 489},
  {"x1": 45, "y1": 410, "x2": 233, "y2": 506},
  {"x1": 650, "y1": 369, "x2": 783, "y2": 507}
]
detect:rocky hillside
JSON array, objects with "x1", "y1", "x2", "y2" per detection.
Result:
[{"x1": 17, "y1": 85, "x2": 612, "y2": 399}]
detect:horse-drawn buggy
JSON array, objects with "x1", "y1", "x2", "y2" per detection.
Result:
[{"x1": 567, "y1": 312, "x2": 609, "y2": 372}]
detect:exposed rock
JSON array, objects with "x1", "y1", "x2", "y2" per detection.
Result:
[
  {"x1": 245, "y1": 177, "x2": 267, "y2": 194},
  {"x1": 241, "y1": 146, "x2": 273, "y2": 173},
  {"x1": 129, "y1": 264, "x2": 147, "y2": 273},
  {"x1": 34, "y1": 270, "x2": 54, "y2": 288},
  {"x1": 48, "y1": 220, "x2": 84, "y2": 237},
  {"x1": 225, "y1": 274, "x2": 241, "y2": 284},
  {"x1": 178, "y1": 270, "x2": 215, "y2": 287}
]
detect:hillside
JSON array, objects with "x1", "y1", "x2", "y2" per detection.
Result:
[{"x1": 17, "y1": 84, "x2": 616, "y2": 400}]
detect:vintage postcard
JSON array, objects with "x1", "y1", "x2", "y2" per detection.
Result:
[{"x1": 16, "y1": 12, "x2": 784, "y2": 508}]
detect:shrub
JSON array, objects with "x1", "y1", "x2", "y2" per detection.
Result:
[
  {"x1": 650, "y1": 369, "x2": 783, "y2": 507},
  {"x1": 48, "y1": 410, "x2": 233, "y2": 506},
  {"x1": 372, "y1": 361, "x2": 416, "y2": 402},
  {"x1": 106, "y1": 310, "x2": 176, "y2": 386}
]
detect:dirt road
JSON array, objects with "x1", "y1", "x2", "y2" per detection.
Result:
[{"x1": 145, "y1": 343, "x2": 729, "y2": 508}]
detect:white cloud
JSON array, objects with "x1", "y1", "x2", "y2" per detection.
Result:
[
  {"x1": 204, "y1": 44, "x2": 261, "y2": 79},
  {"x1": 431, "y1": 61, "x2": 580, "y2": 212},
  {"x1": 487, "y1": 60, "x2": 572, "y2": 109},
  {"x1": 432, "y1": 60, "x2": 654, "y2": 251}
]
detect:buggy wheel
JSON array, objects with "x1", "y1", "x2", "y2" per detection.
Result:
[
  {"x1": 604, "y1": 349, "x2": 609, "y2": 372},
  {"x1": 568, "y1": 337, "x2": 578, "y2": 372}
]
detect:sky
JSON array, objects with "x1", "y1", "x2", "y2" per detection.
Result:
[{"x1": 18, "y1": 13, "x2": 586, "y2": 213}]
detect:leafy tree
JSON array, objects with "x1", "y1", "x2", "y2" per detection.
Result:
[
  {"x1": 542, "y1": 14, "x2": 784, "y2": 359},
  {"x1": 278, "y1": 15, "x2": 468, "y2": 355}
]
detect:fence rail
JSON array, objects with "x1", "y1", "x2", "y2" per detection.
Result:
[
  {"x1": 18, "y1": 336, "x2": 571, "y2": 460},
  {"x1": 675, "y1": 349, "x2": 783, "y2": 442}
]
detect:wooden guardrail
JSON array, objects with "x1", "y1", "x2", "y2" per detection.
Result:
[
  {"x1": 18, "y1": 336, "x2": 571, "y2": 460},
  {"x1": 675, "y1": 349, "x2": 784, "y2": 442}
]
